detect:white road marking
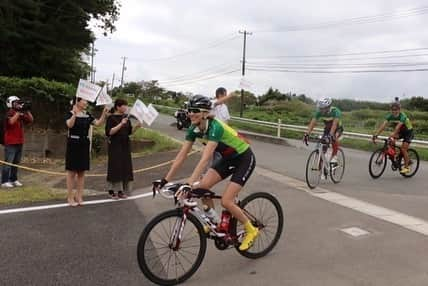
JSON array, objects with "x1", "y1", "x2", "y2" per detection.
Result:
[
  {"x1": 341, "y1": 227, "x2": 371, "y2": 237},
  {"x1": 256, "y1": 167, "x2": 428, "y2": 236},
  {"x1": 0, "y1": 191, "x2": 153, "y2": 215}
]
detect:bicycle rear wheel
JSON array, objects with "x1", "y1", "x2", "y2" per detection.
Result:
[
  {"x1": 369, "y1": 149, "x2": 387, "y2": 179},
  {"x1": 230, "y1": 192, "x2": 284, "y2": 259},
  {"x1": 399, "y1": 148, "x2": 420, "y2": 178},
  {"x1": 330, "y1": 149, "x2": 345, "y2": 183},
  {"x1": 137, "y1": 209, "x2": 207, "y2": 286},
  {"x1": 305, "y1": 150, "x2": 321, "y2": 189}
]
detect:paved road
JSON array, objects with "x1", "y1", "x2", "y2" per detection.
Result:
[{"x1": 1, "y1": 113, "x2": 427, "y2": 286}]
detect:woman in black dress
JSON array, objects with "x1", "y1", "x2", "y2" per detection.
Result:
[
  {"x1": 65, "y1": 97, "x2": 108, "y2": 206},
  {"x1": 105, "y1": 99, "x2": 141, "y2": 199}
]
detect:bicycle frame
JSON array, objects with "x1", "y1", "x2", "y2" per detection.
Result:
[{"x1": 312, "y1": 137, "x2": 336, "y2": 173}]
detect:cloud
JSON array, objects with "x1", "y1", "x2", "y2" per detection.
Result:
[{"x1": 93, "y1": 0, "x2": 428, "y2": 102}]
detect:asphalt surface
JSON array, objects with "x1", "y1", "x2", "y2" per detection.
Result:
[{"x1": 1, "y1": 113, "x2": 428, "y2": 286}]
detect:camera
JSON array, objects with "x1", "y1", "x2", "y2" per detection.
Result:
[{"x1": 14, "y1": 100, "x2": 32, "y2": 112}]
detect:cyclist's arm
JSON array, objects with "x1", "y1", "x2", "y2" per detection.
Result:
[
  {"x1": 165, "y1": 141, "x2": 194, "y2": 182},
  {"x1": 374, "y1": 121, "x2": 387, "y2": 137},
  {"x1": 186, "y1": 141, "x2": 218, "y2": 185},
  {"x1": 391, "y1": 122, "x2": 403, "y2": 138},
  {"x1": 213, "y1": 93, "x2": 235, "y2": 106},
  {"x1": 306, "y1": 118, "x2": 317, "y2": 134}
]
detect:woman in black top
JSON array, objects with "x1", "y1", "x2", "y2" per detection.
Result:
[
  {"x1": 105, "y1": 99, "x2": 141, "y2": 199},
  {"x1": 65, "y1": 97, "x2": 108, "y2": 206}
]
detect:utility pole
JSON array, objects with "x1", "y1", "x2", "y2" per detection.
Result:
[
  {"x1": 239, "y1": 30, "x2": 252, "y2": 117},
  {"x1": 111, "y1": 73, "x2": 115, "y2": 90},
  {"x1": 120, "y1": 57, "x2": 127, "y2": 88},
  {"x1": 90, "y1": 42, "x2": 95, "y2": 83}
]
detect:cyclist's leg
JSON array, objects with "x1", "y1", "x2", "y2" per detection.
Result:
[
  {"x1": 400, "y1": 129, "x2": 413, "y2": 172},
  {"x1": 198, "y1": 168, "x2": 223, "y2": 209},
  {"x1": 332, "y1": 126, "x2": 343, "y2": 158},
  {"x1": 219, "y1": 149, "x2": 257, "y2": 250}
]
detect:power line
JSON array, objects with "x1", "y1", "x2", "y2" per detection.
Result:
[
  {"x1": 160, "y1": 69, "x2": 240, "y2": 87},
  {"x1": 254, "y1": 6, "x2": 428, "y2": 33},
  {"x1": 156, "y1": 63, "x2": 238, "y2": 84},
  {"x1": 247, "y1": 67, "x2": 428, "y2": 73},
  {"x1": 129, "y1": 33, "x2": 239, "y2": 63},
  {"x1": 248, "y1": 47, "x2": 428, "y2": 60}
]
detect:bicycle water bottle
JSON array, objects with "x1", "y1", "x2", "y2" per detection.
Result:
[
  {"x1": 202, "y1": 205, "x2": 220, "y2": 225},
  {"x1": 219, "y1": 210, "x2": 231, "y2": 232}
]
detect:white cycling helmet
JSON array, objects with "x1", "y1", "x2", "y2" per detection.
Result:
[
  {"x1": 317, "y1": 97, "x2": 332, "y2": 109},
  {"x1": 6, "y1": 96, "x2": 20, "y2": 108}
]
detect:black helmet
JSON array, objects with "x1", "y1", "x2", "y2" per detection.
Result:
[{"x1": 188, "y1": 94, "x2": 212, "y2": 110}]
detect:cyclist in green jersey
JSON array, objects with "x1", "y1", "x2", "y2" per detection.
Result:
[
  {"x1": 372, "y1": 98, "x2": 414, "y2": 174},
  {"x1": 153, "y1": 95, "x2": 258, "y2": 251},
  {"x1": 303, "y1": 97, "x2": 343, "y2": 164}
]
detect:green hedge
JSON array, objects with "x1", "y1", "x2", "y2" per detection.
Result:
[{"x1": 0, "y1": 77, "x2": 76, "y2": 130}]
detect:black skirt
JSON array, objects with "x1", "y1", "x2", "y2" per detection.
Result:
[{"x1": 65, "y1": 138, "x2": 90, "y2": 171}]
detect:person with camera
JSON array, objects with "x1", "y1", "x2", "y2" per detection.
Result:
[
  {"x1": 1, "y1": 96, "x2": 33, "y2": 188},
  {"x1": 65, "y1": 97, "x2": 108, "y2": 206}
]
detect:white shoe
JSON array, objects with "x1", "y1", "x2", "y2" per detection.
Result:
[
  {"x1": 13, "y1": 181, "x2": 23, "y2": 187},
  {"x1": 1, "y1": 182, "x2": 14, "y2": 188},
  {"x1": 330, "y1": 156, "x2": 338, "y2": 164}
]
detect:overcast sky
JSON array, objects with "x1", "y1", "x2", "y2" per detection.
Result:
[{"x1": 92, "y1": 0, "x2": 428, "y2": 102}]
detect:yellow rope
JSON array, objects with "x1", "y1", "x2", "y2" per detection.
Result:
[{"x1": 0, "y1": 150, "x2": 199, "y2": 177}]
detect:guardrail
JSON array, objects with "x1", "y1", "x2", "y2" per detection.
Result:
[{"x1": 154, "y1": 104, "x2": 428, "y2": 148}]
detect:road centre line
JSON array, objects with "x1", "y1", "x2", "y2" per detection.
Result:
[{"x1": 255, "y1": 167, "x2": 428, "y2": 236}]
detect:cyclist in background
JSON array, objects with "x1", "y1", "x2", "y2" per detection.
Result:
[
  {"x1": 153, "y1": 94, "x2": 258, "y2": 251},
  {"x1": 372, "y1": 98, "x2": 413, "y2": 174},
  {"x1": 303, "y1": 97, "x2": 343, "y2": 164}
]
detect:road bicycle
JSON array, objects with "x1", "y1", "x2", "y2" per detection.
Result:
[
  {"x1": 369, "y1": 138, "x2": 419, "y2": 179},
  {"x1": 305, "y1": 135, "x2": 345, "y2": 189},
  {"x1": 137, "y1": 182, "x2": 284, "y2": 285}
]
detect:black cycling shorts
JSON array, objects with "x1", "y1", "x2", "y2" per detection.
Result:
[
  {"x1": 211, "y1": 148, "x2": 256, "y2": 186},
  {"x1": 398, "y1": 129, "x2": 414, "y2": 143},
  {"x1": 323, "y1": 125, "x2": 344, "y2": 139}
]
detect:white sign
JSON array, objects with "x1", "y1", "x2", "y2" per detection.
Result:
[
  {"x1": 76, "y1": 79, "x2": 101, "y2": 102},
  {"x1": 96, "y1": 85, "x2": 112, "y2": 106},
  {"x1": 129, "y1": 100, "x2": 159, "y2": 126},
  {"x1": 239, "y1": 77, "x2": 252, "y2": 90},
  {"x1": 144, "y1": 104, "x2": 159, "y2": 126},
  {"x1": 129, "y1": 99, "x2": 148, "y2": 124}
]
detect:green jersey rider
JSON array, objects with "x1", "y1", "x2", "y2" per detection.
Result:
[
  {"x1": 372, "y1": 98, "x2": 414, "y2": 174},
  {"x1": 303, "y1": 97, "x2": 343, "y2": 164},
  {"x1": 153, "y1": 95, "x2": 258, "y2": 251}
]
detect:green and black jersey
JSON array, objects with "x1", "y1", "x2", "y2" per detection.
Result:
[
  {"x1": 185, "y1": 119, "x2": 249, "y2": 158},
  {"x1": 313, "y1": 106, "x2": 342, "y2": 130},
  {"x1": 385, "y1": 112, "x2": 413, "y2": 131}
]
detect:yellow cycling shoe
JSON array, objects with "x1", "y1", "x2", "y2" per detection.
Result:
[
  {"x1": 239, "y1": 227, "x2": 259, "y2": 251},
  {"x1": 400, "y1": 167, "x2": 411, "y2": 174}
]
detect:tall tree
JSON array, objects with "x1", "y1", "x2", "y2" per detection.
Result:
[{"x1": 0, "y1": 0, "x2": 120, "y2": 83}]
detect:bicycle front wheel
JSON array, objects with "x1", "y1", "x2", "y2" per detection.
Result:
[
  {"x1": 231, "y1": 192, "x2": 284, "y2": 259},
  {"x1": 305, "y1": 150, "x2": 321, "y2": 189},
  {"x1": 369, "y1": 149, "x2": 387, "y2": 179},
  {"x1": 330, "y1": 148, "x2": 345, "y2": 184},
  {"x1": 399, "y1": 148, "x2": 420, "y2": 178},
  {"x1": 137, "y1": 209, "x2": 207, "y2": 286}
]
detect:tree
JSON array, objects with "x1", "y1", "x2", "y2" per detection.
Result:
[{"x1": 0, "y1": 0, "x2": 120, "y2": 83}]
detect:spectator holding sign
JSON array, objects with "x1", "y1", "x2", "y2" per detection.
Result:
[
  {"x1": 65, "y1": 97, "x2": 108, "y2": 206},
  {"x1": 105, "y1": 99, "x2": 141, "y2": 199}
]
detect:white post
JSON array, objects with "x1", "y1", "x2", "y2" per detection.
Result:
[{"x1": 277, "y1": 119, "x2": 281, "y2": 138}]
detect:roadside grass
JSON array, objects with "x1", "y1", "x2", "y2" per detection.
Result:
[
  {"x1": 131, "y1": 127, "x2": 181, "y2": 156},
  {"x1": 0, "y1": 187, "x2": 65, "y2": 205},
  {"x1": 0, "y1": 127, "x2": 180, "y2": 205}
]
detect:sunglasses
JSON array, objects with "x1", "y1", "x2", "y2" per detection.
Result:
[
  {"x1": 391, "y1": 108, "x2": 399, "y2": 111},
  {"x1": 187, "y1": 108, "x2": 209, "y2": 114}
]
